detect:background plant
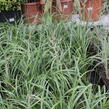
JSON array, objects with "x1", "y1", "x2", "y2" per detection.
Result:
[{"x1": 0, "y1": 0, "x2": 20, "y2": 11}]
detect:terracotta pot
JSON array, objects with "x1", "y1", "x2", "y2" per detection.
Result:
[
  {"x1": 80, "y1": 0, "x2": 102, "y2": 21},
  {"x1": 52, "y1": 0, "x2": 73, "y2": 21},
  {"x1": 60, "y1": 0, "x2": 73, "y2": 14},
  {"x1": 21, "y1": 2, "x2": 42, "y2": 23}
]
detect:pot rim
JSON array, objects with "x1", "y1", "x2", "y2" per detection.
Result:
[
  {"x1": 22, "y1": 2, "x2": 40, "y2": 6},
  {"x1": 60, "y1": 0, "x2": 73, "y2": 2}
]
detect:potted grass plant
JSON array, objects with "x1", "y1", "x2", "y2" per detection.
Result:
[
  {"x1": 80, "y1": 0, "x2": 102, "y2": 21},
  {"x1": 43, "y1": 0, "x2": 74, "y2": 21},
  {"x1": 0, "y1": 0, "x2": 21, "y2": 23},
  {"x1": 21, "y1": 0, "x2": 42, "y2": 23}
]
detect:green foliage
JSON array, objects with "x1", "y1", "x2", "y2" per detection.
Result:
[
  {"x1": 0, "y1": 15, "x2": 109, "y2": 109},
  {"x1": 1, "y1": 1, "x2": 109, "y2": 109},
  {"x1": 0, "y1": 0, "x2": 20, "y2": 11}
]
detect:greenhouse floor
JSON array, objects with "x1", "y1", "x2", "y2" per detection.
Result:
[{"x1": 71, "y1": 14, "x2": 109, "y2": 27}]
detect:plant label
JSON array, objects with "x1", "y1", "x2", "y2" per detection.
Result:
[
  {"x1": 9, "y1": 18, "x2": 15, "y2": 22},
  {"x1": 87, "y1": 7, "x2": 93, "y2": 11},
  {"x1": 63, "y1": 5, "x2": 68, "y2": 9}
]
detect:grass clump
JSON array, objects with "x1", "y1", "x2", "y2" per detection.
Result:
[{"x1": 0, "y1": 18, "x2": 109, "y2": 109}]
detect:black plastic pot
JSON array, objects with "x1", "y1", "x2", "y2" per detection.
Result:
[{"x1": 0, "y1": 10, "x2": 21, "y2": 24}]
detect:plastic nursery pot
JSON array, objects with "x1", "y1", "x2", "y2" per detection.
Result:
[
  {"x1": 0, "y1": 10, "x2": 21, "y2": 24},
  {"x1": 52, "y1": 0, "x2": 73, "y2": 21},
  {"x1": 80, "y1": 0, "x2": 102, "y2": 21},
  {"x1": 21, "y1": 2, "x2": 42, "y2": 23}
]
